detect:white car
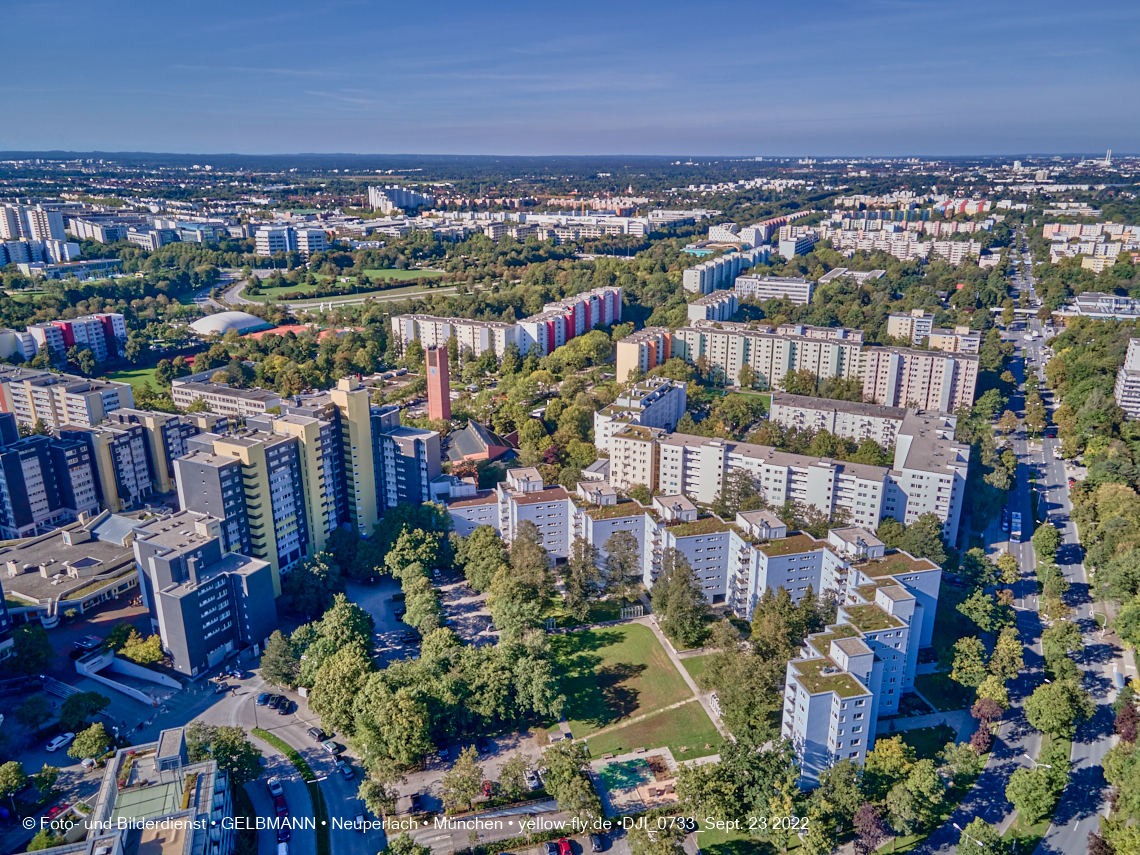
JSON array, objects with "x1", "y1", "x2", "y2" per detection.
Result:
[{"x1": 46, "y1": 732, "x2": 76, "y2": 752}]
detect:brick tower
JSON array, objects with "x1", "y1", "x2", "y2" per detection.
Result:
[{"x1": 426, "y1": 346, "x2": 451, "y2": 421}]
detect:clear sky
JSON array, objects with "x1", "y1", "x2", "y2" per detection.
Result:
[{"x1": 4, "y1": 0, "x2": 1137, "y2": 156}]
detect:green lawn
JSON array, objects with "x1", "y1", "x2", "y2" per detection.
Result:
[
  {"x1": 541, "y1": 598, "x2": 622, "y2": 630},
  {"x1": 246, "y1": 269, "x2": 445, "y2": 303},
  {"x1": 897, "y1": 724, "x2": 956, "y2": 760},
  {"x1": 681, "y1": 655, "x2": 709, "y2": 685},
  {"x1": 550, "y1": 623, "x2": 692, "y2": 737},
  {"x1": 106, "y1": 366, "x2": 159, "y2": 391},
  {"x1": 914, "y1": 672, "x2": 974, "y2": 713},
  {"x1": 698, "y1": 826, "x2": 785, "y2": 855},
  {"x1": 584, "y1": 700, "x2": 723, "y2": 760}
]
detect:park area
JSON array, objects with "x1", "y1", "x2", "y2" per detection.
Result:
[
  {"x1": 245, "y1": 268, "x2": 445, "y2": 303},
  {"x1": 549, "y1": 623, "x2": 692, "y2": 738},
  {"x1": 584, "y1": 699, "x2": 722, "y2": 760}
]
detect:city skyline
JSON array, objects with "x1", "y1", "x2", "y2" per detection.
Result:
[{"x1": 2, "y1": 0, "x2": 1137, "y2": 156}]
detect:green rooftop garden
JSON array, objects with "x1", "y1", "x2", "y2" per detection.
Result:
[
  {"x1": 667, "y1": 516, "x2": 730, "y2": 537},
  {"x1": 792, "y1": 657, "x2": 868, "y2": 698},
  {"x1": 756, "y1": 533, "x2": 825, "y2": 557},
  {"x1": 855, "y1": 551, "x2": 937, "y2": 578},
  {"x1": 583, "y1": 501, "x2": 652, "y2": 521},
  {"x1": 842, "y1": 603, "x2": 902, "y2": 633},
  {"x1": 808, "y1": 623, "x2": 861, "y2": 657}
]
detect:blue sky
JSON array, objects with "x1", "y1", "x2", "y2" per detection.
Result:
[{"x1": 3, "y1": 0, "x2": 1137, "y2": 156}]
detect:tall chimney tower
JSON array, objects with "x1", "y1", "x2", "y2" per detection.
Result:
[{"x1": 426, "y1": 347, "x2": 451, "y2": 422}]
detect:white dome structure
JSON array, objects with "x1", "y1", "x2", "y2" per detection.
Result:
[{"x1": 190, "y1": 311, "x2": 273, "y2": 336}]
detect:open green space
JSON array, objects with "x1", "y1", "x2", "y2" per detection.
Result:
[
  {"x1": 680, "y1": 655, "x2": 709, "y2": 684},
  {"x1": 550, "y1": 623, "x2": 692, "y2": 737},
  {"x1": 699, "y1": 825, "x2": 785, "y2": 855},
  {"x1": 541, "y1": 598, "x2": 622, "y2": 630},
  {"x1": 914, "y1": 672, "x2": 974, "y2": 713},
  {"x1": 897, "y1": 724, "x2": 957, "y2": 760},
  {"x1": 584, "y1": 700, "x2": 723, "y2": 760},
  {"x1": 106, "y1": 366, "x2": 159, "y2": 391},
  {"x1": 246, "y1": 268, "x2": 444, "y2": 303}
]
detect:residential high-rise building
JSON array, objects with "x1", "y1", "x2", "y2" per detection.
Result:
[
  {"x1": 102, "y1": 409, "x2": 226, "y2": 494},
  {"x1": 60, "y1": 421, "x2": 154, "y2": 513},
  {"x1": 886, "y1": 310, "x2": 935, "y2": 344},
  {"x1": 1114, "y1": 338, "x2": 1140, "y2": 419},
  {"x1": 674, "y1": 321, "x2": 864, "y2": 387},
  {"x1": 682, "y1": 246, "x2": 770, "y2": 294},
  {"x1": 769, "y1": 393, "x2": 909, "y2": 448},
  {"x1": 426, "y1": 347, "x2": 451, "y2": 421},
  {"x1": 686, "y1": 290, "x2": 739, "y2": 324},
  {"x1": 615, "y1": 327, "x2": 672, "y2": 382},
  {"x1": 253, "y1": 226, "x2": 327, "y2": 258},
  {"x1": 370, "y1": 402, "x2": 442, "y2": 512},
  {"x1": 593, "y1": 377, "x2": 687, "y2": 455},
  {"x1": 860, "y1": 347, "x2": 979, "y2": 412},
  {"x1": 133, "y1": 511, "x2": 276, "y2": 677},
  {"x1": 368, "y1": 185, "x2": 435, "y2": 213},
  {"x1": 0, "y1": 367, "x2": 133, "y2": 429}
]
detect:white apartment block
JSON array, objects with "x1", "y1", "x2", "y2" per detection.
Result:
[
  {"x1": 0, "y1": 367, "x2": 134, "y2": 429},
  {"x1": 368, "y1": 185, "x2": 434, "y2": 213},
  {"x1": 783, "y1": 529, "x2": 941, "y2": 787},
  {"x1": 861, "y1": 347, "x2": 979, "y2": 413},
  {"x1": 778, "y1": 232, "x2": 819, "y2": 259},
  {"x1": 769, "y1": 393, "x2": 908, "y2": 448},
  {"x1": 0, "y1": 205, "x2": 65, "y2": 241},
  {"x1": 735, "y1": 275, "x2": 815, "y2": 305},
  {"x1": 593, "y1": 377, "x2": 687, "y2": 455},
  {"x1": 817, "y1": 268, "x2": 886, "y2": 285},
  {"x1": 390, "y1": 287, "x2": 621, "y2": 360},
  {"x1": 1114, "y1": 338, "x2": 1140, "y2": 420},
  {"x1": 27, "y1": 323, "x2": 66, "y2": 358},
  {"x1": 707, "y1": 223, "x2": 740, "y2": 242},
  {"x1": 883, "y1": 411, "x2": 969, "y2": 540},
  {"x1": 682, "y1": 247, "x2": 770, "y2": 294},
  {"x1": 254, "y1": 226, "x2": 328, "y2": 258},
  {"x1": 674, "y1": 321, "x2": 864, "y2": 387},
  {"x1": 886, "y1": 310, "x2": 935, "y2": 344},
  {"x1": 687, "y1": 290, "x2": 739, "y2": 324}
]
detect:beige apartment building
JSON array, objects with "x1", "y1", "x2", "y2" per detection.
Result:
[
  {"x1": 615, "y1": 327, "x2": 672, "y2": 382},
  {"x1": 0, "y1": 366, "x2": 134, "y2": 429}
]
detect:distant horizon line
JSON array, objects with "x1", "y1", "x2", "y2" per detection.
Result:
[{"x1": 0, "y1": 149, "x2": 1133, "y2": 161}]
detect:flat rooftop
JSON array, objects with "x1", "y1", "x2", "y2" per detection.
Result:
[
  {"x1": 512, "y1": 487, "x2": 572, "y2": 506},
  {"x1": 756, "y1": 532, "x2": 827, "y2": 557},
  {"x1": 771, "y1": 392, "x2": 907, "y2": 421},
  {"x1": 854, "y1": 550, "x2": 940, "y2": 579},
  {"x1": 791, "y1": 656, "x2": 870, "y2": 699},
  {"x1": 171, "y1": 381, "x2": 281, "y2": 403},
  {"x1": 0, "y1": 521, "x2": 136, "y2": 603}
]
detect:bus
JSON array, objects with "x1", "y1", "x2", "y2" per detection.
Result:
[{"x1": 1010, "y1": 511, "x2": 1023, "y2": 543}]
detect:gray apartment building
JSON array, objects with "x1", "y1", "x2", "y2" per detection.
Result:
[
  {"x1": 371, "y1": 403, "x2": 442, "y2": 511},
  {"x1": 133, "y1": 511, "x2": 276, "y2": 677}
]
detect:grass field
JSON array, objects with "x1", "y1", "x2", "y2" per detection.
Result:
[
  {"x1": 106, "y1": 366, "x2": 159, "y2": 391},
  {"x1": 584, "y1": 700, "x2": 723, "y2": 760},
  {"x1": 550, "y1": 623, "x2": 692, "y2": 737},
  {"x1": 897, "y1": 724, "x2": 956, "y2": 760},
  {"x1": 246, "y1": 268, "x2": 444, "y2": 303},
  {"x1": 699, "y1": 826, "x2": 785, "y2": 855},
  {"x1": 541, "y1": 598, "x2": 622, "y2": 630},
  {"x1": 914, "y1": 672, "x2": 974, "y2": 713},
  {"x1": 680, "y1": 655, "x2": 709, "y2": 685}
]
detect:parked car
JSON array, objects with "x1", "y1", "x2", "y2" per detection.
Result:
[
  {"x1": 409, "y1": 793, "x2": 424, "y2": 813},
  {"x1": 476, "y1": 737, "x2": 491, "y2": 756},
  {"x1": 557, "y1": 840, "x2": 572, "y2": 855},
  {"x1": 482, "y1": 780, "x2": 494, "y2": 798},
  {"x1": 46, "y1": 803, "x2": 71, "y2": 821},
  {"x1": 543, "y1": 844, "x2": 558, "y2": 855},
  {"x1": 268, "y1": 695, "x2": 283, "y2": 710},
  {"x1": 1068, "y1": 478, "x2": 1076, "y2": 487},
  {"x1": 46, "y1": 733, "x2": 75, "y2": 752},
  {"x1": 337, "y1": 761, "x2": 354, "y2": 781},
  {"x1": 525, "y1": 770, "x2": 540, "y2": 789},
  {"x1": 321, "y1": 740, "x2": 342, "y2": 755},
  {"x1": 438, "y1": 747, "x2": 449, "y2": 761},
  {"x1": 590, "y1": 834, "x2": 604, "y2": 852},
  {"x1": 267, "y1": 777, "x2": 284, "y2": 797},
  {"x1": 307, "y1": 727, "x2": 327, "y2": 743},
  {"x1": 394, "y1": 606, "x2": 407, "y2": 619},
  {"x1": 277, "y1": 826, "x2": 291, "y2": 843},
  {"x1": 256, "y1": 693, "x2": 271, "y2": 706},
  {"x1": 273, "y1": 795, "x2": 289, "y2": 818},
  {"x1": 1000, "y1": 506, "x2": 1011, "y2": 532},
  {"x1": 400, "y1": 631, "x2": 420, "y2": 645},
  {"x1": 74, "y1": 636, "x2": 102, "y2": 652},
  {"x1": 431, "y1": 568, "x2": 441, "y2": 578},
  {"x1": 277, "y1": 700, "x2": 294, "y2": 716},
  {"x1": 354, "y1": 814, "x2": 366, "y2": 833}
]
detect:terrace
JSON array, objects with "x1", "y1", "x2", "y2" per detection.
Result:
[{"x1": 582, "y1": 501, "x2": 654, "y2": 522}]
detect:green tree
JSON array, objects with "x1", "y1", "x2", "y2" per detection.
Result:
[
  {"x1": 1041, "y1": 620, "x2": 1083, "y2": 681},
  {"x1": 651, "y1": 548, "x2": 708, "y2": 648},
  {"x1": 385, "y1": 834, "x2": 432, "y2": 855},
  {"x1": 956, "y1": 817, "x2": 1007, "y2": 855},
  {"x1": 997, "y1": 551, "x2": 1020, "y2": 585},
  {"x1": 352, "y1": 679, "x2": 434, "y2": 770},
  {"x1": 898, "y1": 513, "x2": 948, "y2": 565},
  {"x1": 876, "y1": 517, "x2": 906, "y2": 548},
  {"x1": 862, "y1": 736, "x2": 915, "y2": 802},
  {"x1": 11, "y1": 624, "x2": 55, "y2": 674},
  {"x1": 120, "y1": 632, "x2": 164, "y2": 665},
  {"x1": 961, "y1": 547, "x2": 998, "y2": 588},
  {"x1": 737, "y1": 363, "x2": 757, "y2": 390},
  {"x1": 1025, "y1": 679, "x2": 1094, "y2": 737},
  {"x1": 15, "y1": 696, "x2": 51, "y2": 729},
  {"x1": 58, "y1": 692, "x2": 111, "y2": 732},
  {"x1": 1005, "y1": 766, "x2": 1058, "y2": 825},
  {"x1": 939, "y1": 741, "x2": 983, "y2": 788},
  {"x1": 283, "y1": 552, "x2": 344, "y2": 619},
  {"x1": 628, "y1": 821, "x2": 685, "y2": 854},
  {"x1": 0, "y1": 761, "x2": 27, "y2": 808},
  {"x1": 26, "y1": 830, "x2": 60, "y2": 852},
  {"x1": 951, "y1": 637, "x2": 989, "y2": 688},
  {"x1": 455, "y1": 526, "x2": 507, "y2": 592},
  {"x1": 441, "y1": 747, "x2": 483, "y2": 812},
  {"x1": 260, "y1": 630, "x2": 300, "y2": 687},
  {"x1": 497, "y1": 753, "x2": 530, "y2": 802},
  {"x1": 29, "y1": 764, "x2": 59, "y2": 794},
  {"x1": 563, "y1": 537, "x2": 601, "y2": 622},
  {"x1": 1033, "y1": 523, "x2": 1061, "y2": 564},
  {"x1": 309, "y1": 647, "x2": 374, "y2": 736},
  {"x1": 68, "y1": 723, "x2": 111, "y2": 760},
  {"x1": 209, "y1": 726, "x2": 264, "y2": 786},
  {"x1": 603, "y1": 530, "x2": 642, "y2": 604},
  {"x1": 359, "y1": 777, "x2": 399, "y2": 818},
  {"x1": 988, "y1": 626, "x2": 1025, "y2": 681},
  {"x1": 542, "y1": 741, "x2": 602, "y2": 821}
]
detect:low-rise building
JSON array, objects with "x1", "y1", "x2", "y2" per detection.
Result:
[
  {"x1": 886, "y1": 310, "x2": 935, "y2": 344},
  {"x1": 170, "y1": 379, "x2": 282, "y2": 419}
]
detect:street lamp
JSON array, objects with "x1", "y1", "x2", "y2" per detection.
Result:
[
  {"x1": 953, "y1": 823, "x2": 984, "y2": 848},
  {"x1": 1023, "y1": 753, "x2": 1052, "y2": 770}
]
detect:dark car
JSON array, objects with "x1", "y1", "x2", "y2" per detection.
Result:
[
  {"x1": 544, "y1": 844, "x2": 558, "y2": 855},
  {"x1": 337, "y1": 760, "x2": 354, "y2": 781},
  {"x1": 277, "y1": 700, "x2": 294, "y2": 715},
  {"x1": 273, "y1": 795, "x2": 288, "y2": 818},
  {"x1": 590, "y1": 835, "x2": 604, "y2": 852},
  {"x1": 268, "y1": 695, "x2": 283, "y2": 710},
  {"x1": 409, "y1": 793, "x2": 424, "y2": 814},
  {"x1": 394, "y1": 606, "x2": 407, "y2": 619},
  {"x1": 256, "y1": 693, "x2": 270, "y2": 706},
  {"x1": 277, "y1": 826, "x2": 291, "y2": 843},
  {"x1": 1000, "y1": 506, "x2": 1011, "y2": 532},
  {"x1": 74, "y1": 636, "x2": 102, "y2": 652},
  {"x1": 307, "y1": 727, "x2": 327, "y2": 743},
  {"x1": 476, "y1": 737, "x2": 491, "y2": 756},
  {"x1": 400, "y1": 631, "x2": 420, "y2": 645}
]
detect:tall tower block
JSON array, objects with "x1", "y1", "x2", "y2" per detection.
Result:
[{"x1": 426, "y1": 347, "x2": 451, "y2": 422}]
